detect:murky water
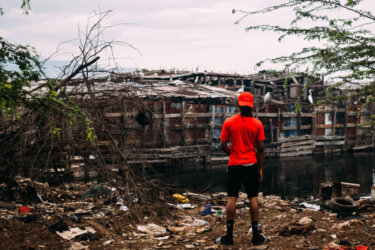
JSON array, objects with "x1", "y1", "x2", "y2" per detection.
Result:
[{"x1": 166, "y1": 151, "x2": 375, "y2": 199}]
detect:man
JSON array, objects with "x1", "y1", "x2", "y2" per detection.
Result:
[{"x1": 214, "y1": 91, "x2": 269, "y2": 246}]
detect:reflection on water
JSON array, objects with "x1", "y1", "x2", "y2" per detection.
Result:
[{"x1": 167, "y1": 152, "x2": 375, "y2": 199}]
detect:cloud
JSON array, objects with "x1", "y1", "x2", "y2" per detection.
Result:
[{"x1": 2, "y1": 0, "x2": 374, "y2": 74}]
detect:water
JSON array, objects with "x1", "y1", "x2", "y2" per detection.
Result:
[{"x1": 167, "y1": 151, "x2": 375, "y2": 199}]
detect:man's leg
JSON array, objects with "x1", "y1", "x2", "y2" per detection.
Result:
[
  {"x1": 214, "y1": 167, "x2": 241, "y2": 245},
  {"x1": 245, "y1": 165, "x2": 269, "y2": 245},
  {"x1": 249, "y1": 196, "x2": 268, "y2": 245}
]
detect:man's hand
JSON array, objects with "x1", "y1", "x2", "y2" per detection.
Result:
[
  {"x1": 220, "y1": 140, "x2": 231, "y2": 156},
  {"x1": 259, "y1": 170, "x2": 263, "y2": 182}
]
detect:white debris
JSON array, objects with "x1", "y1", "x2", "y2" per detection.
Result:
[
  {"x1": 300, "y1": 202, "x2": 320, "y2": 211},
  {"x1": 57, "y1": 227, "x2": 88, "y2": 240},
  {"x1": 137, "y1": 223, "x2": 167, "y2": 236},
  {"x1": 103, "y1": 239, "x2": 114, "y2": 246},
  {"x1": 120, "y1": 205, "x2": 129, "y2": 212}
]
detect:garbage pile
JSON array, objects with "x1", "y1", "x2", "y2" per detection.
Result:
[{"x1": 0, "y1": 177, "x2": 374, "y2": 249}]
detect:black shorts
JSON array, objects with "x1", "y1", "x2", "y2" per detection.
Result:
[{"x1": 227, "y1": 164, "x2": 259, "y2": 198}]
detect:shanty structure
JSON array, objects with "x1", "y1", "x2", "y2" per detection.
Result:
[{"x1": 65, "y1": 71, "x2": 375, "y2": 178}]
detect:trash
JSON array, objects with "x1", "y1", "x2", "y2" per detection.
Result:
[
  {"x1": 236, "y1": 201, "x2": 245, "y2": 208},
  {"x1": 330, "y1": 197, "x2": 357, "y2": 213},
  {"x1": 168, "y1": 203, "x2": 197, "y2": 209},
  {"x1": 195, "y1": 226, "x2": 211, "y2": 234},
  {"x1": 341, "y1": 182, "x2": 360, "y2": 200},
  {"x1": 71, "y1": 214, "x2": 81, "y2": 223},
  {"x1": 74, "y1": 208, "x2": 91, "y2": 215},
  {"x1": 173, "y1": 194, "x2": 190, "y2": 203},
  {"x1": 298, "y1": 217, "x2": 313, "y2": 225},
  {"x1": 69, "y1": 242, "x2": 89, "y2": 250},
  {"x1": 201, "y1": 204, "x2": 212, "y2": 216},
  {"x1": 57, "y1": 227, "x2": 89, "y2": 240},
  {"x1": 82, "y1": 185, "x2": 110, "y2": 199},
  {"x1": 18, "y1": 206, "x2": 32, "y2": 213},
  {"x1": 85, "y1": 227, "x2": 96, "y2": 234},
  {"x1": 279, "y1": 224, "x2": 315, "y2": 236},
  {"x1": 356, "y1": 246, "x2": 368, "y2": 250},
  {"x1": 177, "y1": 204, "x2": 196, "y2": 209},
  {"x1": 48, "y1": 217, "x2": 69, "y2": 233},
  {"x1": 330, "y1": 234, "x2": 337, "y2": 239},
  {"x1": 155, "y1": 236, "x2": 170, "y2": 241},
  {"x1": 300, "y1": 202, "x2": 320, "y2": 211},
  {"x1": 191, "y1": 218, "x2": 208, "y2": 227},
  {"x1": 120, "y1": 205, "x2": 129, "y2": 212},
  {"x1": 167, "y1": 226, "x2": 185, "y2": 235},
  {"x1": 103, "y1": 239, "x2": 114, "y2": 246},
  {"x1": 182, "y1": 192, "x2": 211, "y2": 200},
  {"x1": 137, "y1": 223, "x2": 167, "y2": 236},
  {"x1": 214, "y1": 210, "x2": 223, "y2": 217},
  {"x1": 332, "y1": 219, "x2": 364, "y2": 230},
  {"x1": 22, "y1": 214, "x2": 35, "y2": 223},
  {"x1": 185, "y1": 244, "x2": 195, "y2": 249}
]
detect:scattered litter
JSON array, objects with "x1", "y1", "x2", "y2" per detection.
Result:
[
  {"x1": 69, "y1": 242, "x2": 89, "y2": 250},
  {"x1": 71, "y1": 214, "x2": 81, "y2": 223},
  {"x1": 185, "y1": 244, "x2": 195, "y2": 249},
  {"x1": 120, "y1": 205, "x2": 129, "y2": 212},
  {"x1": 74, "y1": 208, "x2": 92, "y2": 215},
  {"x1": 155, "y1": 236, "x2": 170, "y2": 241},
  {"x1": 57, "y1": 227, "x2": 89, "y2": 240},
  {"x1": 103, "y1": 239, "x2": 114, "y2": 246},
  {"x1": 173, "y1": 194, "x2": 190, "y2": 203},
  {"x1": 137, "y1": 223, "x2": 167, "y2": 236},
  {"x1": 48, "y1": 217, "x2": 69, "y2": 233},
  {"x1": 201, "y1": 204, "x2": 212, "y2": 216},
  {"x1": 82, "y1": 185, "x2": 110, "y2": 198},
  {"x1": 18, "y1": 206, "x2": 32, "y2": 213},
  {"x1": 300, "y1": 202, "x2": 320, "y2": 211}
]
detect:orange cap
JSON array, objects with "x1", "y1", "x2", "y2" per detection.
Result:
[{"x1": 238, "y1": 92, "x2": 254, "y2": 108}]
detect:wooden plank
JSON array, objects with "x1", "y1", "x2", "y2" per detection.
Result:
[
  {"x1": 280, "y1": 149, "x2": 313, "y2": 157},
  {"x1": 315, "y1": 140, "x2": 345, "y2": 146},
  {"x1": 280, "y1": 139, "x2": 313, "y2": 148},
  {"x1": 278, "y1": 135, "x2": 313, "y2": 143},
  {"x1": 280, "y1": 144, "x2": 313, "y2": 153},
  {"x1": 332, "y1": 106, "x2": 337, "y2": 136},
  {"x1": 181, "y1": 101, "x2": 186, "y2": 145}
]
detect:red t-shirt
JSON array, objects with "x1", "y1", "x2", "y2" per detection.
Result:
[{"x1": 220, "y1": 114, "x2": 265, "y2": 166}]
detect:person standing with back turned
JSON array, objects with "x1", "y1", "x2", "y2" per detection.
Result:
[{"x1": 214, "y1": 91, "x2": 269, "y2": 246}]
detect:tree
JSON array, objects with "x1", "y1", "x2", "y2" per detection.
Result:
[{"x1": 233, "y1": 0, "x2": 375, "y2": 108}]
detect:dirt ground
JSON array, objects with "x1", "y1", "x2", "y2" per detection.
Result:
[{"x1": 0, "y1": 179, "x2": 374, "y2": 249}]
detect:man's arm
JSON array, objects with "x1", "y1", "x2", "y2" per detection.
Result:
[
  {"x1": 256, "y1": 140, "x2": 265, "y2": 182},
  {"x1": 220, "y1": 140, "x2": 231, "y2": 156}
]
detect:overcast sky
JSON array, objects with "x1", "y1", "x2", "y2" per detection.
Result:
[{"x1": 1, "y1": 0, "x2": 375, "y2": 74}]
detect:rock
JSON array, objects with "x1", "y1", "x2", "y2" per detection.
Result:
[{"x1": 298, "y1": 217, "x2": 313, "y2": 225}]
